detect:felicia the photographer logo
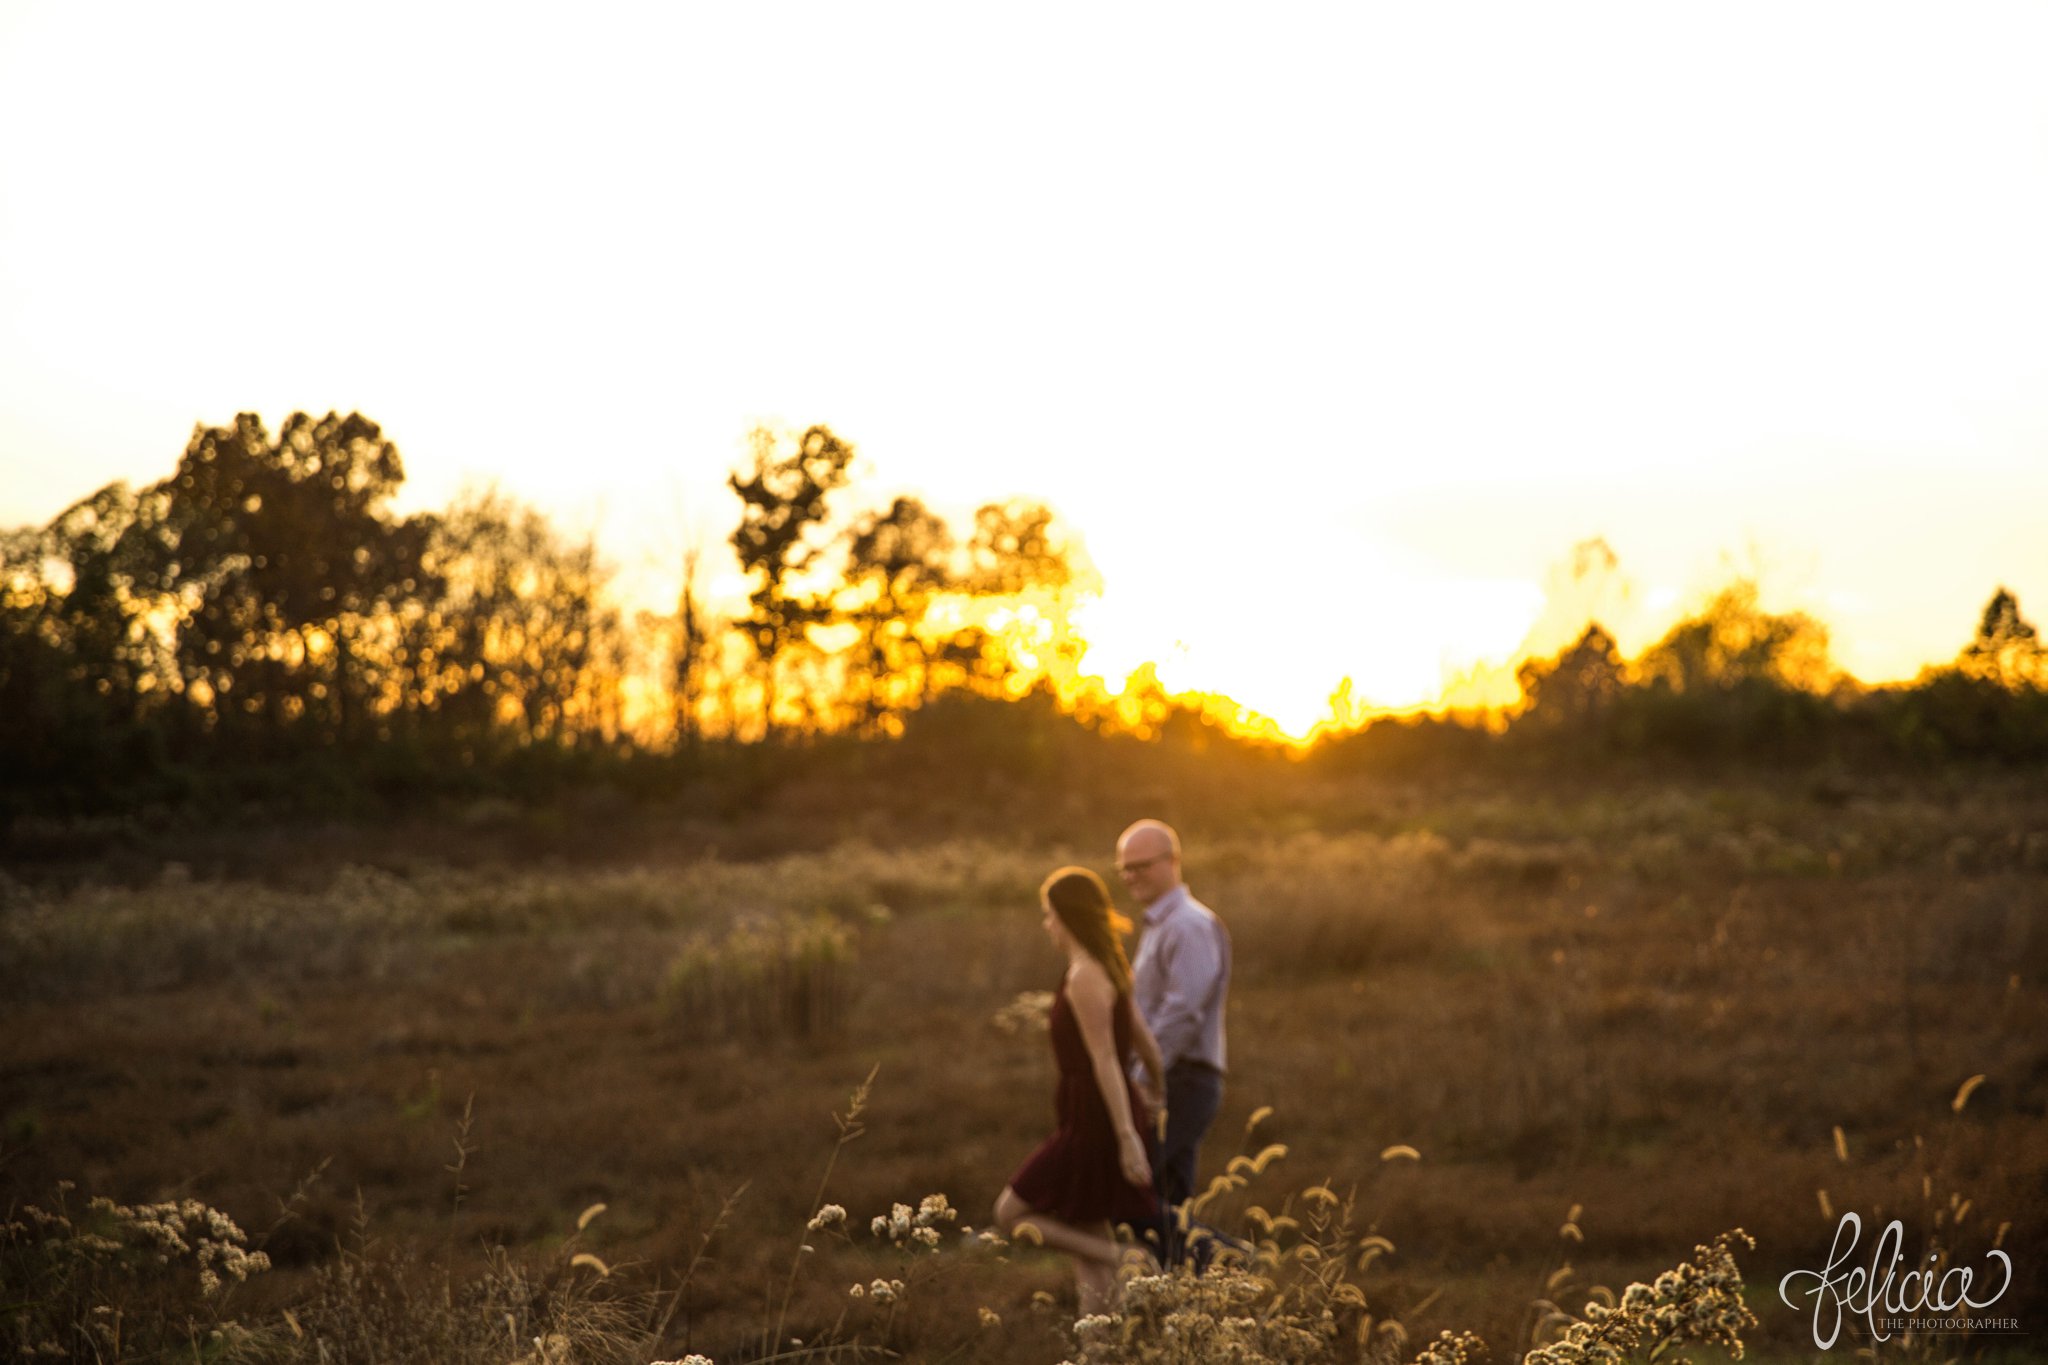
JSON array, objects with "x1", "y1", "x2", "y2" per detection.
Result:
[{"x1": 1779, "y1": 1212, "x2": 2015, "y2": 1349}]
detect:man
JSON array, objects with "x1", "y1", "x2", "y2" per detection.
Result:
[{"x1": 1118, "y1": 818, "x2": 1231, "y2": 1255}]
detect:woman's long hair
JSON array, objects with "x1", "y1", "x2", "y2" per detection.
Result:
[{"x1": 1042, "y1": 866, "x2": 1135, "y2": 997}]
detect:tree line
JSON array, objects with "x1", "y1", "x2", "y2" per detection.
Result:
[
  {"x1": 1319, "y1": 577, "x2": 2048, "y2": 774},
  {"x1": 3, "y1": 410, "x2": 2044, "y2": 822},
  {"x1": 0, "y1": 413, "x2": 1073, "y2": 818}
]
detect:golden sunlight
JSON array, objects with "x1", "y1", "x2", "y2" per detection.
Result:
[{"x1": 1067, "y1": 536, "x2": 1546, "y2": 738}]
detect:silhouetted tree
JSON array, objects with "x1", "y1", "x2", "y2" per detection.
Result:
[
  {"x1": 155, "y1": 412, "x2": 433, "y2": 752},
  {"x1": 669, "y1": 543, "x2": 711, "y2": 748},
  {"x1": 1516, "y1": 623, "x2": 1624, "y2": 728},
  {"x1": 0, "y1": 484, "x2": 184, "y2": 809},
  {"x1": 728, "y1": 424, "x2": 855, "y2": 735},
  {"x1": 1877, "y1": 588, "x2": 2048, "y2": 760},
  {"x1": 944, "y1": 500, "x2": 1076, "y2": 698},
  {"x1": 838, "y1": 496, "x2": 954, "y2": 731},
  {"x1": 1959, "y1": 587, "x2": 2044, "y2": 689},
  {"x1": 45, "y1": 484, "x2": 177, "y2": 714},
  {"x1": 410, "y1": 488, "x2": 622, "y2": 752},
  {"x1": 1636, "y1": 581, "x2": 1831, "y2": 693},
  {"x1": 964, "y1": 500, "x2": 1069, "y2": 595},
  {"x1": 1627, "y1": 581, "x2": 1836, "y2": 757}
]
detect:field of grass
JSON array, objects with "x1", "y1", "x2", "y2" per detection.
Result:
[{"x1": 3, "y1": 770, "x2": 2043, "y2": 1362}]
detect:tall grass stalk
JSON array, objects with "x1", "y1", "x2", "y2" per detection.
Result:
[{"x1": 769, "y1": 1065, "x2": 876, "y2": 1356}]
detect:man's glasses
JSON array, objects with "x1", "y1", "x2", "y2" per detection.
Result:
[{"x1": 1116, "y1": 852, "x2": 1171, "y2": 875}]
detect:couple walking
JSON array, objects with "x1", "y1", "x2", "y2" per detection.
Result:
[{"x1": 993, "y1": 819, "x2": 1233, "y2": 1313}]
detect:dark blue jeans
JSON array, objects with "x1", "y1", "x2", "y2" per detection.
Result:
[{"x1": 1157, "y1": 1060, "x2": 1223, "y2": 1264}]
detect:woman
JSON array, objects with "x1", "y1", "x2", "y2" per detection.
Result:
[{"x1": 995, "y1": 866, "x2": 1167, "y2": 1314}]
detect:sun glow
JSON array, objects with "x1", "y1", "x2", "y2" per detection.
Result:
[{"x1": 1064, "y1": 535, "x2": 1547, "y2": 739}]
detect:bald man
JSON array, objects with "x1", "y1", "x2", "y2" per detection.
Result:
[{"x1": 1118, "y1": 818, "x2": 1231, "y2": 1253}]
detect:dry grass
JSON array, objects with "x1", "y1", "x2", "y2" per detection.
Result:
[{"x1": 2, "y1": 772, "x2": 2043, "y2": 1361}]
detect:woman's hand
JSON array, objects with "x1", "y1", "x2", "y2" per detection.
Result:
[
  {"x1": 1118, "y1": 1128, "x2": 1152, "y2": 1189},
  {"x1": 1068, "y1": 962, "x2": 1157, "y2": 1191}
]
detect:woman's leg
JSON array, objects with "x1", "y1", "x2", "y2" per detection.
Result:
[
  {"x1": 1074, "y1": 1224, "x2": 1118, "y2": 1316},
  {"x1": 994, "y1": 1187, "x2": 1125, "y2": 1266}
]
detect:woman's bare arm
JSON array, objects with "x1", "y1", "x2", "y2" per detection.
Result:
[{"x1": 1071, "y1": 960, "x2": 1152, "y2": 1189}]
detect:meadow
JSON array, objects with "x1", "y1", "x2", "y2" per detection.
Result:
[{"x1": 3, "y1": 768, "x2": 2042, "y2": 1362}]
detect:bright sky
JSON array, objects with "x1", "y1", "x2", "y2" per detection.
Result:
[{"x1": 4, "y1": 1, "x2": 2046, "y2": 734}]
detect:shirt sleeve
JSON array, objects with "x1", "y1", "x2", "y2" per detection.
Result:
[{"x1": 1147, "y1": 912, "x2": 1222, "y2": 1069}]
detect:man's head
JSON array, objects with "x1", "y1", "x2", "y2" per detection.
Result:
[{"x1": 1116, "y1": 819, "x2": 1182, "y2": 907}]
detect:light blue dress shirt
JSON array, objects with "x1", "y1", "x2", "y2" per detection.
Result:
[{"x1": 1131, "y1": 884, "x2": 1230, "y2": 1075}]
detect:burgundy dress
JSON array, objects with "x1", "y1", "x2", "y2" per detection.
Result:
[{"x1": 1008, "y1": 978, "x2": 1161, "y2": 1227}]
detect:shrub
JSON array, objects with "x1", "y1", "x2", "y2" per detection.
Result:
[
  {"x1": 1, "y1": 1184, "x2": 273, "y2": 1361},
  {"x1": 662, "y1": 912, "x2": 856, "y2": 1038}
]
